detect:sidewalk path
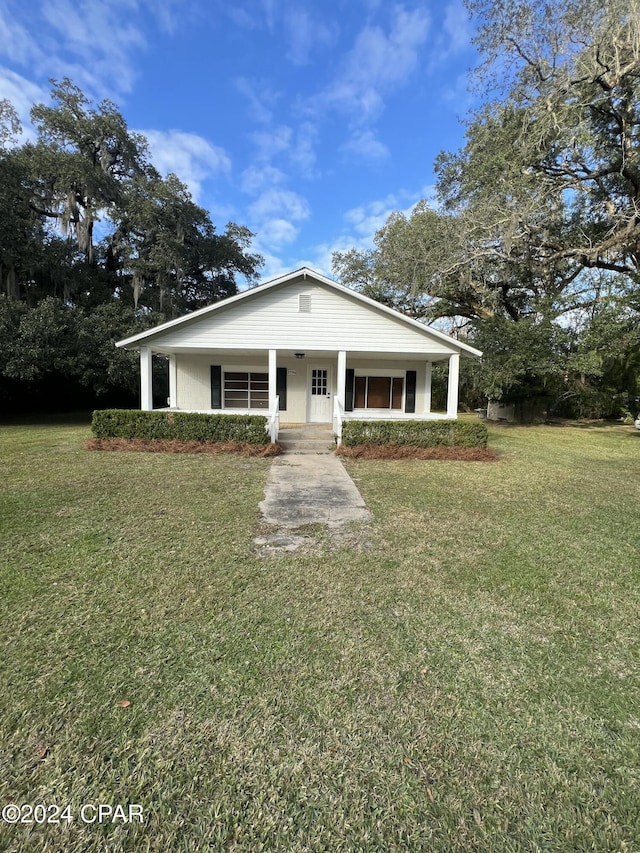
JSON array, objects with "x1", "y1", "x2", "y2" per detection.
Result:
[{"x1": 259, "y1": 454, "x2": 371, "y2": 528}]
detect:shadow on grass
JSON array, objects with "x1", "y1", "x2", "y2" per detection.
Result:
[
  {"x1": 488, "y1": 417, "x2": 638, "y2": 431},
  {"x1": 552, "y1": 418, "x2": 638, "y2": 430},
  {"x1": 0, "y1": 411, "x2": 93, "y2": 427}
]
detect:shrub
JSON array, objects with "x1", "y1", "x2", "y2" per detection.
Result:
[
  {"x1": 91, "y1": 410, "x2": 270, "y2": 445},
  {"x1": 341, "y1": 419, "x2": 488, "y2": 448}
]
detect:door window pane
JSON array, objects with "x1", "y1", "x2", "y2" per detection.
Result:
[{"x1": 311, "y1": 369, "x2": 327, "y2": 395}]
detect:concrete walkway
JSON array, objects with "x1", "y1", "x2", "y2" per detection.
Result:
[{"x1": 259, "y1": 454, "x2": 371, "y2": 528}]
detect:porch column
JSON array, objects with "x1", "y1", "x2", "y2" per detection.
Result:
[
  {"x1": 446, "y1": 353, "x2": 460, "y2": 419},
  {"x1": 140, "y1": 347, "x2": 154, "y2": 411},
  {"x1": 424, "y1": 362, "x2": 432, "y2": 413},
  {"x1": 336, "y1": 350, "x2": 347, "y2": 410},
  {"x1": 168, "y1": 354, "x2": 177, "y2": 408},
  {"x1": 268, "y1": 349, "x2": 277, "y2": 411}
]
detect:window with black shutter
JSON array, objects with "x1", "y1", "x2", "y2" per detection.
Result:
[{"x1": 211, "y1": 365, "x2": 222, "y2": 408}]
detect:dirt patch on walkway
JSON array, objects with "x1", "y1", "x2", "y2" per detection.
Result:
[{"x1": 253, "y1": 521, "x2": 372, "y2": 557}]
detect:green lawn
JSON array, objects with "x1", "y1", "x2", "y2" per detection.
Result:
[{"x1": 1, "y1": 418, "x2": 639, "y2": 852}]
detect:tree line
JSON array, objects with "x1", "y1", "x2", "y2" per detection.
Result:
[
  {"x1": 4, "y1": 1, "x2": 640, "y2": 421},
  {"x1": 0, "y1": 79, "x2": 263, "y2": 412},
  {"x1": 333, "y1": 0, "x2": 640, "y2": 420}
]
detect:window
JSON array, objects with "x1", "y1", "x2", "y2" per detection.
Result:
[
  {"x1": 224, "y1": 372, "x2": 269, "y2": 409},
  {"x1": 354, "y1": 376, "x2": 403, "y2": 409},
  {"x1": 311, "y1": 368, "x2": 328, "y2": 395}
]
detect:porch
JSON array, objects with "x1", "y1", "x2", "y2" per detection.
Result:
[{"x1": 138, "y1": 346, "x2": 462, "y2": 445}]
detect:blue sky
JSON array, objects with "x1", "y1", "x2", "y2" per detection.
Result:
[{"x1": 0, "y1": 0, "x2": 479, "y2": 284}]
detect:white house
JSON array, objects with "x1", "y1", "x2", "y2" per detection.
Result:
[{"x1": 116, "y1": 267, "x2": 482, "y2": 442}]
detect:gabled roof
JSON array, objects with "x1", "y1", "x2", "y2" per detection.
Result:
[{"x1": 116, "y1": 267, "x2": 482, "y2": 358}]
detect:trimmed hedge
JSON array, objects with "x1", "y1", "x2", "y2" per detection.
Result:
[
  {"x1": 91, "y1": 410, "x2": 270, "y2": 445},
  {"x1": 341, "y1": 419, "x2": 488, "y2": 448}
]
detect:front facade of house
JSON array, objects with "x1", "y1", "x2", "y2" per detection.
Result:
[{"x1": 116, "y1": 268, "x2": 482, "y2": 441}]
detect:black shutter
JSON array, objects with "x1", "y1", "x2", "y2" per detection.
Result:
[
  {"x1": 405, "y1": 370, "x2": 416, "y2": 413},
  {"x1": 211, "y1": 365, "x2": 222, "y2": 409},
  {"x1": 276, "y1": 366, "x2": 287, "y2": 411},
  {"x1": 345, "y1": 368, "x2": 355, "y2": 411}
]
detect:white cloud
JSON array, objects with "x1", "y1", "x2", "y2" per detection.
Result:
[
  {"x1": 240, "y1": 163, "x2": 286, "y2": 195},
  {"x1": 247, "y1": 187, "x2": 311, "y2": 262},
  {"x1": 306, "y1": 236, "x2": 359, "y2": 279},
  {"x1": 317, "y1": 6, "x2": 431, "y2": 123},
  {"x1": 427, "y1": 1, "x2": 476, "y2": 80},
  {"x1": 40, "y1": 0, "x2": 146, "y2": 95},
  {"x1": 0, "y1": 68, "x2": 49, "y2": 142},
  {"x1": 251, "y1": 125, "x2": 293, "y2": 162},
  {"x1": 289, "y1": 121, "x2": 318, "y2": 176},
  {"x1": 238, "y1": 88, "x2": 318, "y2": 176},
  {"x1": 0, "y1": 3, "x2": 40, "y2": 66},
  {"x1": 345, "y1": 187, "x2": 437, "y2": 237},
  {"x1": 150, "y1": 0, "x2": 186, "y2": 35},
  {"x1": 345, "y1": 194, "x2": 409, "y2": 238},
  {"x1": 341, "y1": 128, "x2": 390, "y2": 163},
  {"x1": 248, "y1": 119, "x2": 319, "y2": 178},
  {"x1": 236, "y1": 77, "x2": 280, "y2": 125},
  {"x1": 304, "y1": 186, "x2": 438, "y2": 278},
  {"x1": 0, "y1": 0, "x2": 187, "y2": 102},
  {"x1": 141, "y1": 129, "x2": 232, "y2": 201},
  {"x1": 255, "y1": 250, "x2": 296, "y2": 284},
  {"x1": 262, "y1": 0, "x2": 276, "y2": 29},
  {"x1": 441, "y1": 70, "x2": 476, "y2": 109},
  {"x1": 249, "y1": 187, "x2": 310, "y2": 223},
  {"x1": 442, "y1": 0, "x2": 473, "y2": 56},
  {"x1": 284, "y1": 7, "x2": 336, "y2": 65},
  {"x1": 258, "y1": 217, "x2": 300, "y2": 247},
  {"x1": 247, "y1": 185, "x2": 439, "y2": 287},
  {"x1": 226, "y1": 6, "x2": 261, "y2": 29}
]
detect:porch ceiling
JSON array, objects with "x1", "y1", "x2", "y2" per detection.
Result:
[{"x1": 149, "y1": 346, "x2": 453, "y2": 363}]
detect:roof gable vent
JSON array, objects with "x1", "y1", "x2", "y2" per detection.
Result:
[{"x1": 298, "y1": 294, "x2": 312, "y2": 312}]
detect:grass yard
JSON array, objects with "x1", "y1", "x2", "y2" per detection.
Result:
[{"x1": 1, "y1": 417, "x2": 639, "y2": 852}]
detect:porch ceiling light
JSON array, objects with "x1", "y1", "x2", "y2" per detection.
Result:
[{"x1": 294, "y1": 352, "x2": 305, "y2": 358}]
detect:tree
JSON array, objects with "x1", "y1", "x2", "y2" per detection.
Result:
[
  {"x1": 0, "y1": 80, "x2": 264, "y2": 409},
  {"x1": 563, "y1": 281, "x2": 640, "y2": 417},
  {"x1": 459, "y1": 0, "x2": 640, "y2": 281},
  {"x1": 112, "y1": 172, "x2": 262, "y2": 315},
  {"x1": 24, "y1": 79, "x2": 151, "y2": 267},
  {"x1": 8, "y1": 79, "x2": 263, "y2": 313},
  {"x1": 333, "y1": 204, "x2": 458, "y2": 319},
  {"x1": 0, "y1": 102, "x2": 47, "y2": 301},
  {"x1": 334, "y1": 0, "x2": 640, "y2": 416}
]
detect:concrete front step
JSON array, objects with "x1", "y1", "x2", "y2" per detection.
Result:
[
  {"x1": 279, "y1": 443, "x2": 335, "y2": 455},
  {"x1": 278, "y1": 425, "x2": 335, "y2": 454},
  {"x1": 278, "y1": 429, "x2": 334, "y2": 440}
]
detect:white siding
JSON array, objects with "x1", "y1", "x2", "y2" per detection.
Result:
[
  {"x1": 153, "y1": 278, "x2": 455, "y2": 355},
  {"x1": 176, "y1": 355, "x2": 214, "y2": 410},
  {"x1": 176, "y1": 354, "x2": 270, "y2": 410},
  {"x1": 275, "y1": 358, "x2": 306, "y2": 422}
]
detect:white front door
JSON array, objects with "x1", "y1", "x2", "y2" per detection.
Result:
[{"x1": 308, "y1": 366, "x2": 332, "y2": 422}]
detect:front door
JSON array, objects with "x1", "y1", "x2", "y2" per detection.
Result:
[{"x1": 308, "y1": 366, "x2": 332, "y2": 422}]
